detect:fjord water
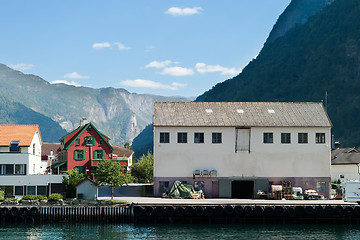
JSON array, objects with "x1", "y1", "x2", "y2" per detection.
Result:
[{"x1": 1, "y1": 223, "x2": 360, "y2": 240}]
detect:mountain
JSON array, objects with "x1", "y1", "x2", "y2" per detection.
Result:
[
  {"x1": 131, "y1": 124, "x2": 153, "y2": 159},
  {"x1": 196, "y1": 0, "x2": 360, "y2": 147},
  {"x1": 0, "y1": 96, "x2": 67, "y2": 142},
  {"x1": 0, "y1": 64, "x2": 193, "y2": 144},
  {"x1": 264, "y1": 0, "x2": 333, "y2": 46}
]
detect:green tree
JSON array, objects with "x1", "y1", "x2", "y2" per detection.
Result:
[
  {"x1": 95, "y1": 160, "x2": 133, "y2": 200},
  {"x1": 62, "y1": 169, "x2": 86, "y2": 198},
  {"x1": 124, "y1": 142, "x2": 132, "y2": 150},
  {"x1": 131, "y1": 152, "x2": 153, "y2": 183}
]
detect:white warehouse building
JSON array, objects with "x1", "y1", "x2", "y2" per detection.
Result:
[{"x1": 153, "y1": 102, "x2": 332, "y2": 198}]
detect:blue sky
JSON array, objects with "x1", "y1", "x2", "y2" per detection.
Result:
[{"x1": 0, "y1": 0, "x2": 290, "y2": 97}]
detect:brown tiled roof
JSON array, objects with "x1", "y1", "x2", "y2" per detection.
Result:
[
  {"x1": 112, "y1": 145, "x2": 133, "y2": 158},
  {"x1": 153, "y1": 102, "x2": 332, "y2": 127},
  {"x1": 41, "y1": 142, "x2": 61, "y2": 156},
  {"x1": 0, "y1": 125, "x2": 41, "y2": 146}
]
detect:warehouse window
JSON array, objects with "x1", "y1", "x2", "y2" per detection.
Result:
[
  {"x1": 194, "y1": 133, "x2": 204, "y2": 143},
  {"x1": 177, "y1": 132, "x2": 187, "y2": 143},
  {"x1": 298, "y1": 133, "x2": 308, "y2": 144},
  {"x1": 316, "y1": 133, "x2": 325, "y2": 144},
  {"x1": 263, "y1": 133, "x2": 273, "y2": 144},
  {"x1": 160, "y1": 132, "x2": 170, "y2": 143},
  {"x1": 281, "y1": 133, "x2": 291, "y2": 144},
  {"x1": 212, "y1": 133, "x2": 222, "y2": 144}
]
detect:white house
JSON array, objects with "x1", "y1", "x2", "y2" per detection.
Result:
[
  {"x1": 153, "y1": 102, "x2": 332, "y2": 198},
  {"x1": 0, "y1": 125, "x2": 63, "y2": 198},
  {"x1": 331, "y1": 148, "x2": 360, "y2": 181}
]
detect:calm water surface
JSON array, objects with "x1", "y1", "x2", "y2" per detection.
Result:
[{"x1": 1, "y1": 223, "x2": 360, "y2": 240}]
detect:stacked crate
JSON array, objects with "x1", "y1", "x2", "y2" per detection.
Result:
[{"x1": 281, "y1": 181, "x2": 292, "y2": 200}]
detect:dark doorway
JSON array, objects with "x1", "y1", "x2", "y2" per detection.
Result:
[{"x1": 232, "y1": 180, "x2": 254, "y2": 198}]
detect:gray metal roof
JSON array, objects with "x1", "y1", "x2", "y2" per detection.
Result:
[
  {"x1": 153, "y1": 102, "x2": 332, "y2": 127},
  {"x1": 331, "y1": 148, "x2": 360, "y2": 165}
]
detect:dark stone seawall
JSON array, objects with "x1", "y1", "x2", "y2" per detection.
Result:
[{"x1": 1, "y1": 203, "x2": 360, "y2": 224}]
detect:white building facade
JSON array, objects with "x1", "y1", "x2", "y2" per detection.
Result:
[
  {"x1": 331, "y1": 148, "x2": 360, "y2": 181},
  {"x1": 153, "y1": 102, "x2": 332, "y2": 198},
  {"x1": 0, "y1": 125, "x2": 63, "y2": 198}
]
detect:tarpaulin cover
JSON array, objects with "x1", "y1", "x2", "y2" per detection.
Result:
[{"x1": 165, "y1": 181, "x2": 196, "y2": 199}]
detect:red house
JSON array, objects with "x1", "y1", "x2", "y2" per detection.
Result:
[{"x1": 53, "y1": 122, "x2": 132, "y2": 176}]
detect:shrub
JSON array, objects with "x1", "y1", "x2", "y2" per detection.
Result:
[
  {"x1": 48, "y1": 193, "x2": 63, "y2": 202},
  {"x1": 22, "y1": 195, "x2": 38, "y2": 200},
  {"x1": 0, "y1": 191, "x2": 4, "y2": 201},
  {"x1": 36, "y1": 195, "x2": 47, "y2": 201},
  {"x1": 5, "y1": 198, "x2": 17, "y2": 202}
]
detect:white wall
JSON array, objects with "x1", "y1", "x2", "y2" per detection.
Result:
[
  {"x1": 0, "y1": 174, "x2": 63, "y2": 186},
  {"x1": 331, "y1": 164, "x2": 360, "y2": 181},
  {"x1": 0, "y1": 129, "x2": 44, "y2": 175},
  {"x1": 154, "y1": 126, "x2": 331, "y2": 179}
]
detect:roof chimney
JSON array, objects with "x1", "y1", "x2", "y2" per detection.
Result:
[{"x1": 80, "y1": 118, "x2": 88, "y2": 127}]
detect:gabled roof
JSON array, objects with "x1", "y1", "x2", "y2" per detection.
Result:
[
  {"x1": 75, "y1": 177, "x2": 96, "y2": 187},
  {"x1": 0, "y1": 125, "x2": 42, "y2": 147},
  {"x1": 112, "y1": 145, "x2": 134, "y2": 158},
  {"x1": 153, "y1": 102, "x2": 332, "y2": 127},
  {"x1": 331, "y1": 148, "x2": 360, "y2": 165},
  {"x1": 62, "y1": 122, "x2": 113, "y2": 151},
  {"x1": 41, "y1": 142, "x2": 61, "y2": 156}
]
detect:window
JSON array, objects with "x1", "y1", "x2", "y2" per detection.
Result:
[
  {"x1": 236, "y1": 129, "x2": 250, "y2": 151},
  {"x1": 194, "y1": 133, "x2": 204, "y2": 143},
  {"x1": 27, "y1": 186, "x2": 36, "y2": 195},
  {"x1": 94, "y1": 150, "x2": 105, "y2": 159},
  {"x1": 177, "y1": 132, "x2": 187, "y2": 143},
  {"x1": 76, "y1": 138, "x2": 80, "y2": 146},
  {"x1": 298, "y1": 133, "x2": 308, "y2": 144},
  {"x1": 99, "y1": 139, "x2": 103, "y2": 146},
  {"x1": 33, "y1": 143, "x2": 36, "y2": 154},
  {"x1": 84, "y1": 136, "x2": 95, "y2": 146},
  {"x1": 160, "y1": 132, "x2": 170, "y2": 143},
  {"x1": 316, "y1": 181, "x2": 326, "y2": 193},
  {"x1": 10, "y1": 141, "x2": 20, "y2": 152},
  {"x1": 5, "y1": 186, "x2": 13, "y2": 196},
  {"x1": 37, "y1": 186, "x2": 47, "y2": 196},
  {"x1": 212, "y1": 133, "x2": 222, "y2": 144},
  {"x1": 281, "y1": 133, "x2": 291, "y2": 144},
  {"x1": 316, "y1": 133, "x2": 326, "y2": 144},
  {"x1": 159, "y1": 181, "x2": 169, "y2": 194},
  {"x1": 263, "y1": 132, "x2": 273, "y2": 143},
  {"x1": 75, "y1": 166, "x2": 86, "y2": 174},
  {"x1": 195, "y1": 181, "x2": 205, "y2": 191},
  {"x1": 74, "y1": 150, "x2": 85, "y2": 160},
  {"x1": 15, "y1": 186, "x2": 24, "y2": 195},
  {"x1": 15, "y1": 164, "x2": 25, "y2": 175},
  {"x1": 5, "y1": 164, "x2": 14, "y2": 175}
]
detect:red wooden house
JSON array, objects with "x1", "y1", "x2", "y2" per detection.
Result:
[{"x1": 53, "y1": 122, "x2": 131, "y2": 176}]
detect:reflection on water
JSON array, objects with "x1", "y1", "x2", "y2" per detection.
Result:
[{"x1": 1, "y1": 223, "x2": 360, "y2": 240}]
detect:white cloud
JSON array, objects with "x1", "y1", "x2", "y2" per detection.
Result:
[
  {"x1": 93, "y1": 42, "x2": 130, "y2": 50},
  {"x1": 165, "y1": 7, "x2": 203, "y2": 16},
  {"x1": 92, "y1": 42, "x2": 111, "y2": 50},
  {"x1": 145, "y1": 60, "x2": 173, "y2": 69},
  {"x1": 120, "y1": 79, "x2": 187, "y2": 90},
  {"x1": 9, "y1": 63, "x2": 34, "y2": 71},
  {"x1": 114, "y1": 42, "x2": 131, "y2": 50},
  {"x1": 64, "y1": 72, "x2": 89, "y2": 79},
  {"x1": 50, "y1": 80, "x2": 81, "y2": 87},
  {"x1": 195, "y1": 62, "x2": 239, "y2": 75},
  {"x1": 160, "y1": 66, "x2": 194, "y2": 76},
  {"x1": 145, "y1": 45, "x2": 156, "y2": 52}
]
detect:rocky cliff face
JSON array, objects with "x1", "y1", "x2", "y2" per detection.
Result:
[
  {"x1": 264, "y1": 0, "x2": 333, "y2": 46},
  {"x1": 0, "y1": 64, "x2": 192, "y2": 144}
]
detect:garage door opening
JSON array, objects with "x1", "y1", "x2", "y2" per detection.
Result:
[{"x1": 232, "y1": 180, "x2": 254, "y2": 199}]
